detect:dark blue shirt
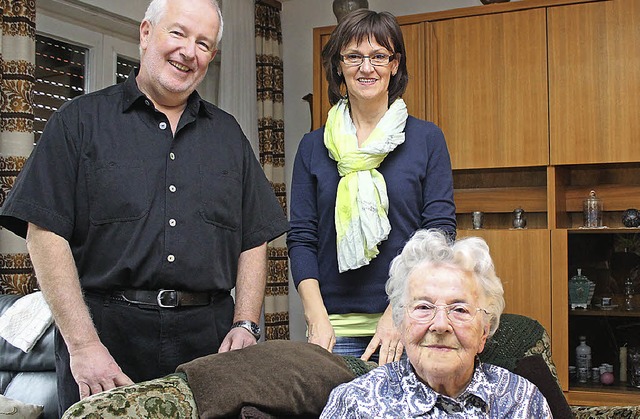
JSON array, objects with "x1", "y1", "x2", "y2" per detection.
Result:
[
  {"x1": 0, "y1": 73, "x2": 289, "y2": 292},
  {"x1": 287, "y1": 117, "x2": 456, "y2": 314}
]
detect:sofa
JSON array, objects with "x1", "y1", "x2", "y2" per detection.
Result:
[
  {"x1": 0, "y1": 293, "x2": 58, "y2": 419},
  {"x1": 59, "y1": 313, "x2": 640, "y2": 419}
]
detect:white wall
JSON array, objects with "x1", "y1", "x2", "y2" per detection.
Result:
[{"x1": 281, "y1": 0, "x2": 522, "y2": 341}]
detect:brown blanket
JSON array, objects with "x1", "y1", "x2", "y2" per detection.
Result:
[{"x1": 176, "y1": 340, "x2": 357, "y2": 418}]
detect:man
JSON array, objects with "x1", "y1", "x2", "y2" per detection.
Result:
[
  {"x1": 321, "y1": 229, "x2": 551, "y2": 418},
  {"x1": 0, "y1": 0, "x2": 289, "y2": 415}
]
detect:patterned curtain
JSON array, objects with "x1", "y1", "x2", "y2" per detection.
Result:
[
  {"x1": 0, "y1": 0, "x2": 36, "y2": 295},
  {"x1": 255, "y1": 0, "x2": 289, "y2": 340}
]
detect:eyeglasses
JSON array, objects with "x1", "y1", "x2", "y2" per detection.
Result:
[
  {"x1": 339, "y1": 53, "x2": 396, "y2": 67},
  {"x1": 405, "y1": 301, "x2": 488, "y2": 324}
]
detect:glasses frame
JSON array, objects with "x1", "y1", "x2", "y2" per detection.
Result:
[
  {"x1": 339, "y1": 53, "x2": 396, "y2": 67},
  {"x1": 404, "y1": 301, "x2": 489, "y2": 325}
]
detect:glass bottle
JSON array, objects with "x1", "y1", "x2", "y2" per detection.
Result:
[
  {"x1": 576, "y1": 336, "x2": 592, "y2": 383},
  {"x1": 624, "y1": 277, "x2": 634, "y2": 311}
]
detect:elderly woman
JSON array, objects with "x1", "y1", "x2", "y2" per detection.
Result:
[
  {"x1": 287, "y1": 10, "x2": 456, "y2": 365},
  {"x1": 321, "y1": 229, "x2": 552, "y2": 417}
]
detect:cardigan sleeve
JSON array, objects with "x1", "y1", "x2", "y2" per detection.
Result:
[
  {"x1": 420, "y1": 122, "x2": 457, "y2": 239},
  {"x1": 287, "y1": 133, "x2": 322, "y2": 288}
]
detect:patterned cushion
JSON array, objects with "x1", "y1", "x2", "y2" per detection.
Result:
[
  {"x1": 571, "y1": 405, "x2": 640, "y2": 418},
  {"x1": 61, "y1": 373, "x2": 197, "y2": 418}
]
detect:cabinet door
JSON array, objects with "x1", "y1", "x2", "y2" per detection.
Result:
[
  {"x1": 313, "y1": 23, "x2": 426, "y2": 129},
  {"x1": 457, "y1": 229, "x2": 551, "y2": 333},
  {"x1": 428, "y1": 9, "x2": 549, "y2": 170},
  {"x1": 548, "y1": 0, "x2": 640, "y2": 165}
]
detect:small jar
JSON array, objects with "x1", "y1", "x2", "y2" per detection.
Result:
[{"x1": 583, "y1": 190, "x2": 603, "y2": 228}]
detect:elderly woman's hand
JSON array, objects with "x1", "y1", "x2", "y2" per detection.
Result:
[{"x1": 362, "y1": 306, "x2": 403, "y2": 365}]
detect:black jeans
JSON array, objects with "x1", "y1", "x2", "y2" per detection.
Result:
[{"x1": 55, "y1": 291, "x2": 233, "y2": 416}]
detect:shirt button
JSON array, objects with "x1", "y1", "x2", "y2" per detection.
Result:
[
  {"x1": 167, "y1": 254, "x2": 175, "y2": 263},
  {"x1": 159, "y1": 122, "x2": 167, "y2": 130},
  {"x1": 145, "y1": 100, "x2": 150, "y2": 106},
  {"x1": 169, "y1": 152, "x2": 175, "y2": 160},
  {"x1": 169, "y1": 218, "x2": 176, "y2": 227},
  {"x1": 169, "y1": 185, "x2": 176, "y2": 192}
]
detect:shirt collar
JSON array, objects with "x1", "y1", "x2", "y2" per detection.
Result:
[
  {"x1": 401, "y1": 358, "x2": 489, "y2": 416},
  {"x1": 121, "y1": 69, "x2": 212, "y2": 117}
]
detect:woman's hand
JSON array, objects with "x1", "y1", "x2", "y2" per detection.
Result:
[
  {"x1": 298, "y1": 279, "x2": 336, "y2": 352},
  {"x1": 361, "y1": 306, "x2": 403, "y2": 365},
  {"x1": 306, "y1": 312, "x2": 336, "y2": 352}
]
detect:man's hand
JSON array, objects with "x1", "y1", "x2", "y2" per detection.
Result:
[
  {"x1": 69, "y1": 342, "x2": 133, "y2": 399},
  {"x1": 218, "y1": 326, "x2": 258, "y2": 352},
  {"x1": 361, "y1": 307, "x2": 403, "y2": 365}
]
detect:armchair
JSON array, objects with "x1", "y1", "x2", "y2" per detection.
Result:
[{"x1": 61, "y1": 314, "x2": 640, "y2": 418}]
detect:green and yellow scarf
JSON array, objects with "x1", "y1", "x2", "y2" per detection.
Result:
[{"x1": 324, "y1": 98, "x2": 408, "y2": 272}]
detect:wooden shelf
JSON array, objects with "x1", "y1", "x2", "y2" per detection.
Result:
[
  {"x1": 566, "y1": 386, "x2": 640, "y2": 407},
  {"x1": 454, "y1": 186, "x2": 546, "y2": 214},
  {"x1": 569, "y1": 308, "x2": 640, "y2": 318}
]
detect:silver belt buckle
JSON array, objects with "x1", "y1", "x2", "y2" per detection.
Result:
[{"x1": 157, "y1": 289, "x2": 179, "y2": 308}]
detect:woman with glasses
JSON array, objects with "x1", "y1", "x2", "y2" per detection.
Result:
[
  {"x1": 287, "y1": 9, "x2": 456, "y2": 365},
  {"x1": 321, "y1": 229, "x2": 552, "y2": 417}
]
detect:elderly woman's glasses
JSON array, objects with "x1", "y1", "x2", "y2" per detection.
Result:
[
  {"x1": 405, "y1": 301, "x2": 488, "y2": 324},
  {"x1": 340, "y1": 53, "x2": 396, "y2": 67}
]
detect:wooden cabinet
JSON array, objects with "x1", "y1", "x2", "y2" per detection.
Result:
[
  {"x1": 427, "y1": 9, "x2": 549, "y2": 170},
  {"x1": 457, "y1": 229, "x2": 552, "y2": 333},
  {"x1": 312, "y1": 22, "x2": 427, "y2": 129},
  {"x1": 548, "y1": 0, "x2": 640, "y2": 165}
]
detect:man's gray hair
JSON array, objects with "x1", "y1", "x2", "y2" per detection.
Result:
[
  {"x1": 386, "y1": 229, "x2": 505, "y2": 337},
  {"x1": 143, "y1": 0, "x2": 224, "y2": 47}
]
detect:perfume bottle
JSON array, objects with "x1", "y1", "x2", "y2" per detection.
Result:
[{"x1": 624, "y1": 277, "x2": 635, "y2": 311}]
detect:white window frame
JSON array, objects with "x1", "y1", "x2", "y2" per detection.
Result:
[{"x1": 35, "y1": 10, "x2": 140, "y2": 93}]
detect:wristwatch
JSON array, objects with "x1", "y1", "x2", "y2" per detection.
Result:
[{"x1": 231, "y1": 320, "x2": 261, "y2": 341}]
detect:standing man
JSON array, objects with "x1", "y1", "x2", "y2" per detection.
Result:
[{"x1": 0, "y1": 0, "x2": 289, "y2": 415}]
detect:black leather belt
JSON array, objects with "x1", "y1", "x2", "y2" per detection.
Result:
[{"x1": 112, "y1": 289, "x2": 212, "y2": 308}]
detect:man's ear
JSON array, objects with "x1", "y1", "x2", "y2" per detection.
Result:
[{"x1": 139, "y1": 20, "x2": 152, "y2": 51}]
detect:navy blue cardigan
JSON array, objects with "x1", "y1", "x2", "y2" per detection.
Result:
[{"x1": 287, "y1": 116, "x2": 456, "y2": 315}]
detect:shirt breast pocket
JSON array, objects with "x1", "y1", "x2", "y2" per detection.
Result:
[
  {"x1": 199, "y1": 168, "x2": 241, "y2": 231},
  {"x1": 87, "y1": 160, "x2": 150, "y2": 225}
]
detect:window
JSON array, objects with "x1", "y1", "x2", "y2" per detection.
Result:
[
  {"x1": 116, "y1": 55, "x2": 139, "y2": 84},
  {"x1": 33, "y1": 35, "x2": 88, "y2": 143}
]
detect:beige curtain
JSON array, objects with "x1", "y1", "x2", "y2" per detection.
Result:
[
  {"x1": 0, "y1": 0, "x2": 36, "y2": 295},
  {"x1": 255, "y1": 0, "x2": 288, "y2": 340}
]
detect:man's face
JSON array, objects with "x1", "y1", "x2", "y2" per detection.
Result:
[
  {"x1": 137, "y1": 0, "x2": 219, "y2": 106},
  {"x1": 401, "y1": 263, "x2": 490, "y2": 391}
]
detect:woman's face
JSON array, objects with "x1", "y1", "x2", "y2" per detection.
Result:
[
  {"x1": 401, "y1": 263, "x2": 490, "y2": 396},
  {"x1": 338, "y1": 36, "x2": 399, "y2": 107}
]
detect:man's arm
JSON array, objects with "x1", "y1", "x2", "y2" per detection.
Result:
[
  {"x1": 26, "y1": 223, "x2": 133, "y2": 398},
  {"x1": 218, "y1": 242, "x2": 267, "y2": 352}
]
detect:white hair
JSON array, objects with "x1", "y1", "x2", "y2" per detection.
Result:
[
  {"x1": 386, "y1": 229, "x2": 505, "y2": 337},
  {"x1": 143, "y1": 0, "x2": 224, "y2": 46}
]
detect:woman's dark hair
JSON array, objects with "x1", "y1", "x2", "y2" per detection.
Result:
[{"x1": 321, "y1": 9, "x2": 408, "y2": 107}]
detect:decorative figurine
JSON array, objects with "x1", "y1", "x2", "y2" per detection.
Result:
[
  {"x1": 568, "y1": 268, "x2": 596, "y2": 309},
  {"x1": 512, "y1": 207, "x2": 526, "y2": 229},
  {"x1": 622, "y1": 208, "x2": 640, "y2": 228}
]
